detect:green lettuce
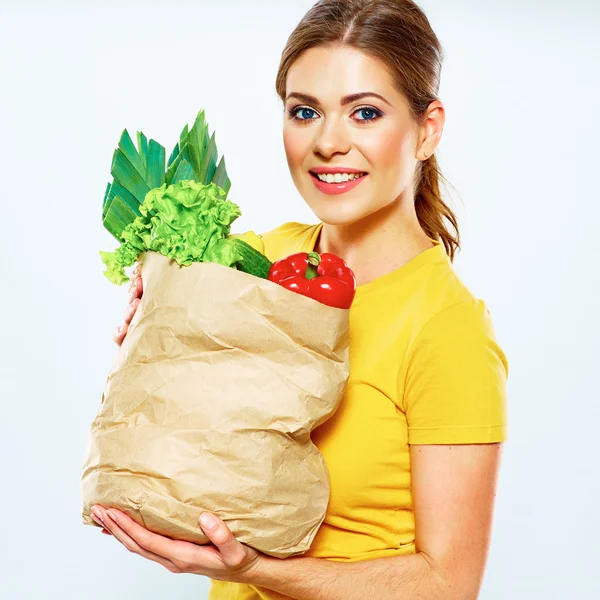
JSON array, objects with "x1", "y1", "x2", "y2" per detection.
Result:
[{"x1": 100, "y1": 179, "x2": 242, "y2": 285}]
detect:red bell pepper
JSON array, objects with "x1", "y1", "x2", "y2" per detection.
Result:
[{"x1": 267, "y1": 251, "x2": 356, "y2": 309}]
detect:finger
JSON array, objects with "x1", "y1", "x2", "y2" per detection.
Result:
[
  {"x1": 101, "y1": 507, "x2": 221, "y2": 573},
  {"x1": 199, "y1": 513, "x2": 247, "y2": 568},
  {"x1": 100, "y1": 507, "x2": 189, "y2": 559},
  {"x1": 128, "y1": 277, "x2": 142, "y2": 303},
  {"x1": 129, "y1": 276, "x2": 144, "y2": 298},
  {"x1": 113, "y1": 324, "x2": 128, "y2": 346},
  {"x1": 93, "y1": 506, "x2": 181, "y2": 573},
  {"x1": 133, "y1": 275, "x2": 143, "y2": 297},
  {"x1": 123, "y1": 297, "x2": 140, "y2": 324},
  {"x1": 91, "y1": 512, "x2": 113, "y2": 536}
]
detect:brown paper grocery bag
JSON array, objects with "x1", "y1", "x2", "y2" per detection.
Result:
[{"x1": 81, "y1": 250, "x2": 350, "y2": 558}]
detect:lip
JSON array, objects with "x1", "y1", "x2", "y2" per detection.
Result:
[
  {"x1": 310, "y1": 166, "x2": 367, "y2": 174},
  {"x1": 310, "y1": 171, "x2": 368, "y2": 195}
]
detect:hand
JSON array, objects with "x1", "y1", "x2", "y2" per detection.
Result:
[
  {"x1": 89, "y1": 505, "x2": 265, "y2": 583},
  {"x1": 113, "y1": 263, "x2": 143, "y2": 346}
]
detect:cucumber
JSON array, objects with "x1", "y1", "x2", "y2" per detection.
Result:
[{"x1": 230, "y1": 238, "x2": 273, "y2": 279}]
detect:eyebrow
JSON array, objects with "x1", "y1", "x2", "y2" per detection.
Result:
[{"x1": 285, "y1": 92, "x2": 392, "y2": 107}]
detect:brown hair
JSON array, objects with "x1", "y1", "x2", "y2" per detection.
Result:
[{"x1": 275, "y1": 0, "x2": 460, "y2": 261}]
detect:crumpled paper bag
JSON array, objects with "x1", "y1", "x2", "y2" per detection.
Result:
[{"x1": 81, "y1": 250, "x2": 350, "y2": 558}]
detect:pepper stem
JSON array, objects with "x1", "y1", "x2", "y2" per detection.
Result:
[{"x1": 305, "y1": 252, "x2": 321, "y2": 280}]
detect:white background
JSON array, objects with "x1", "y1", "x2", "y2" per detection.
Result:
[{"x1": 1, "y1": 0, "x2": 599, "y2": 598}]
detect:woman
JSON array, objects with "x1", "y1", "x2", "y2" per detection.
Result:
[{"x1": 90, "y1": 1, "x2": 508, "y2": 599}]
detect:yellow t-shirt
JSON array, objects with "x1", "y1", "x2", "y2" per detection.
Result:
[{"x1": 209, "y1": 222, "x2": 508, "y2": 600}]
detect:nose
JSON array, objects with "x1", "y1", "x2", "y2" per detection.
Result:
[{"x1": 312, "y1": 116, "x2": 351, "y2": 158}]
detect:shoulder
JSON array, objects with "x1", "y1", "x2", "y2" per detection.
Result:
[
  {"x1": 406, "y1": 250, "x2": 507, "y2": 340},
  {"x1": 401, "y1": 294, "x2": 509, "y2": 443},
  {"x1": 397, "y1": 251, "x2": 509, "y2": 403},
  {"x1": 403, "y1": 294, "x2": 509, "y2": 405},
  {"x1": 410, "y1": 259, "x2": 508, "y2": 374},
  {"x1": 420, "y1": 296, "x2": 500, "y2": 343},
  {"x1": 260, "y1": 221, "x2": 319, "y2": 262},
  {"x1": 397, "y1": 245, "x2": 501, "y2": 346}
]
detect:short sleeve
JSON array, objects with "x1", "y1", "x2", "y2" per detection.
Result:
[
  {"x1": 260, "y1": 222, "x2": 315, "y2": 262},
  {"x1": 401, "y1": 299, "x2": 508, "y2": 445}
]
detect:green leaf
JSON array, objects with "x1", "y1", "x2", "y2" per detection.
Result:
[
  {"x1": 198, "y1": 132, "x2": 218, "y2": 184},
  {"x1": 117, "y1": 129, "x2": 145, "y2": 181},
  {"x1": 146, "y1": 139, "x2": 165, "y2": 189},
  {"x1": 165, "y1": 144, "x2": 190, "y2": 186},
  {"x1": 103, "y1": 195, "x2": 142, "y2": 242},
  {"x1": 110, "y1": 147, "x2": 151, "y2": 203},
  {"x1": 186, "y1": 111, "x2": 209, "y2": 179},
  {"x1": 179, "y1": 123, "x2": 189, "y2": 145},
  {"x1": 170, "y1": 159, "x2": 195, "y2": 184},
  {"x1": 102, "y1": 180, "x2": 141, "y2": 219},
  {"x1": 212, "y1": 156, "x2": 231, "y2": 195},
  {"x1": 167, "y1": 142, "x2": 180, "y2": 167},
  {"x1": 136, "y1": 130, "x2": 149, "y2": 172},
  {"x1": 100, "y1": 242, "x2": 141, "y2": 285},
  {"x1": 102, "y1": 181, "x2": 114, "y2": 215},
  {"x1": 177, "y1": 109, "x2": 230, "y2": 193}
]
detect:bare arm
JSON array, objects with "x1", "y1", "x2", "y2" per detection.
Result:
[{"x1": 248, "y1": 443, "x2": 503, "y2": 600}]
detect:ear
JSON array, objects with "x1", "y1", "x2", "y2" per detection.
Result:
[{"x1": 417, "y1": 100, "x2": 445, "y2": 160}]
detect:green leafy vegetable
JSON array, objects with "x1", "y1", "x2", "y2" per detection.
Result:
[
  {"x1": 100, "y1": 180, "x2": 242, "y2": 285},
  {"x1": 102, "y1": 109, "x2": 230, "y2": 244}
]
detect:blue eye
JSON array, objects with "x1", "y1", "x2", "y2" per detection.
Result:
[
  {"x1": 289, "y1": 107, "x2": 318, "y2": 121},
  {"x1": 355, "y1": 107, "x2": 380, "y2": 121},
  {"x1": 287, "y1": 105, "x2": 383, "y2": 123}
]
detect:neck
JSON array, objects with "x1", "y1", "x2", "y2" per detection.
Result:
[{"x1": 313, "y1": 196, "x2": 435, "y2": 287}]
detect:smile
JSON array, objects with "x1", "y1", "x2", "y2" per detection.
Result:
[
  {"x1": 313, "y1": 172, "x2": 367, "y2": 183},
  {"x1": 309, "y1": 171, "x2": 369, "y2": 195}
]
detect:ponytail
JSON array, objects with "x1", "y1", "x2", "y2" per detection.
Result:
[{"x1": 415, "y1": 154, "x2": 460, "y2": 262}]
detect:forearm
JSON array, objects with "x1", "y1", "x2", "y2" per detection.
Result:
[{"x1": 248, "y1": 551, "x2": 449, "y2": 600}]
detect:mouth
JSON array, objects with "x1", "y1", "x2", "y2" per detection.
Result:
[
  {"x1": 308, "y1": 170, "x2": 369, "y2": 196},
  {"x1": 309, "y1": 171, "x2": 368, "y2": 184}
]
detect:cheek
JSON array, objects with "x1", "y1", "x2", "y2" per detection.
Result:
[
  {"x1": 283, "y1": 128, "x2": 309, "y2": 171},
  {"x1": 360, "y1": 126, "x2": 415, "y2": 173}
]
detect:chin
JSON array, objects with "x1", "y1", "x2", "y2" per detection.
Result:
[
  {"x1": 309, "y1": 200, "x2": 380, "y2": 228},
  {"x1": 296, "y1": 177, "x2": 387, "y2": 227}
]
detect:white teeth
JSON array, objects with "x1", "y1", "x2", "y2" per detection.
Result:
[{"x1": 316, "y1": 172, "x2": 365, "y2": 183}]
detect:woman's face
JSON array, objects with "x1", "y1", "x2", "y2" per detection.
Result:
[{"x1": 283, "y1": 45, "x2": 423, "y2": 227}]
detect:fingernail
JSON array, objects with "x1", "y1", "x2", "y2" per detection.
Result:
[
  {"x1": 91, "y1": 513, "x2": 105, "y2": 527},
  {"x1": 133, "y1": 265, "x2": 139, "y2": 275},
  {"x1": 200, "y1": 513, "x2": 217, "y2": 530},
  {"x1": 91, "y1": 506, "x2": 103, "y2": 521},
  {"x1": 107, "y1": 509, "x2": 119, "y2": 522}
]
